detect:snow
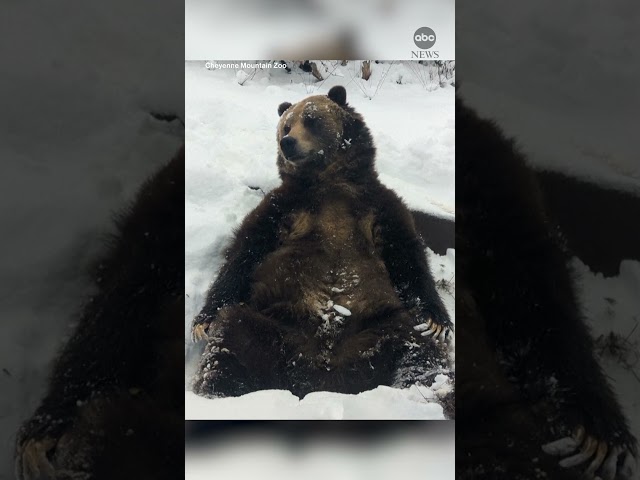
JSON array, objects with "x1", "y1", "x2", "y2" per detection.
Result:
[
  {"x1": 333, "y1": 304, "x2": 352, "y2": 316},
  {"x1": 572, "y1": 258, "x2": 640, "y2": 440},
  {"x1": 542, "y1": 437, "x2": 579, "y2": 456},
  {"x1": 186, "y1": 381, "x2": 449, "y2": 420},
  {"x1": 185, "y1": 61, "x2": 455, "y2": 418}
]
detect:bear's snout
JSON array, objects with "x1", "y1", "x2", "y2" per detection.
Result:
[{"x1": 280, "y1": 136, "x2": 298, "y2": 159}]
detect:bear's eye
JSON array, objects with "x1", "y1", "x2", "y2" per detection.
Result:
[
  {"x1": 283, "y1": 125, "x2": 291, "y2": 135},
  {"x1": 303, "y1": 117, "x2": 318, "y2": 129}
]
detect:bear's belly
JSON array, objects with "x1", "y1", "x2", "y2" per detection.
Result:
[{"x1": 250, "y1": 242, "x2": 401, "y2": 325}]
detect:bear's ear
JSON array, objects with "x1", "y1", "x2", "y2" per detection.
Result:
[
  {"x1": 327, "y1": 86, "x2": 347, "y2": 106},
  {"x1": 278, "y1": 102, "x2": 292, "y2": 117}
]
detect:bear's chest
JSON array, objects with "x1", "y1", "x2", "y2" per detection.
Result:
[
  {"x1": 279, "y1": 196, "x2": 377, "y2": 253},
  {"x1": 250, "y1": 198, "x2": 388, "y2": 312},
  {"x1": 316, "y1": 201, "x2": 357, "y2": 246}
]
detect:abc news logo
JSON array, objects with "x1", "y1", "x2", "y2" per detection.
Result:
[{"x1": 412, "y1": 27, "x2": 439, "y2": 59}]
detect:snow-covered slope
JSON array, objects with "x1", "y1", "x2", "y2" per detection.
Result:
[{"x1": 185, "y1": 61, "x2": 455, "y2": 418}]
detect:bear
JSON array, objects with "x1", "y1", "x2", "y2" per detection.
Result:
[
  {"x1": 190, "y1": 85, "x2": 453, "y2": 401},
  {"x1": 455, "y1": 98, "x2": 637, "y2": 479},
  {"x1": 14, "y1": 147, "x2": 184, "y2": 480}
]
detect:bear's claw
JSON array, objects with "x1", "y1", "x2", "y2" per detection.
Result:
[
  {"x1": 191, "y1": 323, "x2": 210, "y2": 343},
  {"x1": 414, "y1": 319, "x2": 453, "y2": 342},
  {"x1": 15, "y1": 437, "x2": 57, "y2": 480},
  {"x1": 542, "y1": 426, "x2": 638, "y2": 479}
]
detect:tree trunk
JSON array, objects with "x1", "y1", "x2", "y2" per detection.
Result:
[{"x1": 361, "y1": 61, "x2": 372, "y2": 81}]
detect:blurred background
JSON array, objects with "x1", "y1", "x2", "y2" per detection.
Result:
[
  {"x1": 456, "y1": 1, "x2": 640, "y2": 477},
  {"x1": 0, "y1": 1, "x2": 184, "y2": 478},
  {"x1": 186, "y1": 0, "x2": 455, "y2": 60},
  {"x1": 186, "y1": 421, "x2": 454, "y2": 479},
  {"x1": 456, "y1": 0, "x2": 639, "y2": 428}
]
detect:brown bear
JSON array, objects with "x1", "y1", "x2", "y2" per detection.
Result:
[
  {"x1": 14, "y1": 147, "x2": 184, "y2": 480},
  {"x1": 190, "y1": 86, "x2": 453, "y2": 401}
]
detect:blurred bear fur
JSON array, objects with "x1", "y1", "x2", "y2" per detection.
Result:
[
  {"x1": 15, "y1": 147, "x2": 184, "y2": 480},
  {"x1": 455, "y1": 99, "x2": 637, "y2": 479}
]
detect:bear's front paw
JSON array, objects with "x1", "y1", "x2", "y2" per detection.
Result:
[
  {"x1": 542, "y1": 426, "x2": 638, "y2": 479},
  {"x1": 191, "y1": 322, "x2": 210, "y2": 343},
  {"x1": 15, "y1": 435, "x2": 58, "y2": 480},
  {"x1": 192, "y1": 347, "x2": 252, "y2": 398},
  {"x1": 414, "y1": 314, "x2": 453, "y2": 342}
]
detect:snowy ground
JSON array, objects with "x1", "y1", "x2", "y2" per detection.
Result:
[
  {"x1": 185, "y1": 60, "x2": 455, "y2": 419},
  {"x1": 573, "y1": 258, "x2": 640, "y2": 441},
  {"x1": 186, "y1": 376, "x2": 451, "y2": 420}
]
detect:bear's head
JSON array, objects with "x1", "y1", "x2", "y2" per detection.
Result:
[{"x1": 276, "y1": 86, "x2": 375, "y2": 179}]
